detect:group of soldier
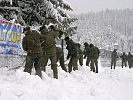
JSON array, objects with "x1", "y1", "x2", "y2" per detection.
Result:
[
  {"x1": 22, "y1": 25, "x2": 100, "y2": 79},
  {"x1": 22, "y1": 25, "x2": 133, "y2": 79},
  {"x1": 22, "y1": 25, "x2": 58, "y2": 79},
  {"x1": 111, "y1": 49, "x2": 133, "y2": 69},
  {"x1": 65, "y1": 37, "x2": 100, "y2": 73}
]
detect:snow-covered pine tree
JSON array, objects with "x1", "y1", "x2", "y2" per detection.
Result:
[
  {"x1": 0, "y1": 0, "x2": 77, "y2": 37},
  {"x1": 72, "y1": 9, "x2": 133, "y2": 52}
]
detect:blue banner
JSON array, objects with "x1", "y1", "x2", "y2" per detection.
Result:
[{"x1": 0, "y1": 20, "x2": 23, "y2": 55}]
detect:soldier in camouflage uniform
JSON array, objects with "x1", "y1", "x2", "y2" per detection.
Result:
[
  {"x1": 83, "y1": 42, "x2": 91, "y2": 67},
  {"x1": 111, "y1": 49, "x2": 118, "y2": 69},
  {"x1": 89, "y1": 43, "x2": 100, "y2": 73},
  {"x1": 41, "y1": 46, "x2": 67, "y2": 72},
  {"x1": 127, "y1": 52, "x2": 133, "y2": 69},
  {"x1": 56, "y1": 47, "x2": 67, "y2": 72},
  {"x1": 120, "y1": 52, "x2": 127, "y2": 68},
  {"x1": 22, "y1": 26, "x2": 43, "y2": 78},
  {"x1": 40, "y1": 25, "x2": 58, "y2": 79},
  {"x1": 65, "y1": 37, "x2": 79, "y2": 73},
  {"x1": 77, "y1": 43, "x2": 83, "y2": 66}
]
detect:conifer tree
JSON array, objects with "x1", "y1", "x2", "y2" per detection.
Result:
[{"x1": 0, "y1": 0, "x2": 77, "y2": 37}]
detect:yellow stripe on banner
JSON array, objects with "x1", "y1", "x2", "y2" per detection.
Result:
[
  {"x1": 0, "y1": 28, "x2": 3, "y2": 41},
  {"x1": 6, "y1": 31, "x2": 21, "y2": 42}
]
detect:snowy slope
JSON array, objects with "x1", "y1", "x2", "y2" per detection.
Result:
[{"x1": 0, "y1": 58, "x2": 133, "y2": 100}]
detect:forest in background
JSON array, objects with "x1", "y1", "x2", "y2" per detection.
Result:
[{"x1": 71, "y1": 8, "x2": 133, "y2": 53}]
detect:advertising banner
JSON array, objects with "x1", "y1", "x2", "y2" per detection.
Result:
[{"x1": 0, "y1": 20, "x2": 23, "y2": 55}]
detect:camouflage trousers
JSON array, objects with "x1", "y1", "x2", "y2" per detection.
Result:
[
  {"x1": 86, "y1": 56, "x2": 91, "y2": 66},
  {"x1": 122, "y1": 60, "x2": 127, "y2": 68},
  {"x1": 41, "y1": 46, "x2": 58, "y2": 79},
  {"x1": 78, "y1": 53, "x2": 83, "y2": 66},
  {"x1": 111, "y1": 59, "x2": 117, "y2": 69},
  {"x1": 128, "y1": 60, "x2": 132, "y2": 68},
  {"x1": 56, "y1": 53, "x2": 67, "y2": 72},
  {"x1": 68, "y1": 56, "x2": 78, "y2": 73},
  {"x1": 24, "y1": 52, "x2": 42, "y2": 78},
  {"x1": 90, "y1": 58, "x2": 98, "y2": 73}
]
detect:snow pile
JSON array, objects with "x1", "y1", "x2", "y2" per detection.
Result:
[{"x1": 0, "y1": 59, "x2": 133, "y2": 100}]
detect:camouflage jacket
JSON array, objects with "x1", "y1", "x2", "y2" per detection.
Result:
[
  {"x1": 22, "y1": 30, "x2": 43, "y2": 53},
  {"x1": 41, "y1": 31, "x2": 56, "y2": 50},
  {"x1": 120, "y1": 54, "x2": 127, "y2": 61},
  {"x1": 111, "y1": 51, "x2": 118, "y2": 60},
  {"x1": 127, "y1": 54, "x2": 133, "y2": 61},
  {"x1": 90, "y1": 46, "x2": 100, "y2": 59},
  {"x1": 84, "y1": 45, "x2": 91, "y2": 57},
  {"x1": 66, "y1": 40, "x2": 79, "y2": 58}
]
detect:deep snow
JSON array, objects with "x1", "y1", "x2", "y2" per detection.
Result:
[{"x1": 0, "y1": 58, "x2": 133, "y2": 100}]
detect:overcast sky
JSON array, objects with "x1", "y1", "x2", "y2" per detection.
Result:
[{"x1": 66, "y1": 0, "x2": 133, "y2": 14}]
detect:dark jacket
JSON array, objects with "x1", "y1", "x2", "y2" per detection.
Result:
[
  {"x1": 127, "y1": 53, "x2": 133, "y2": 61},
  {"x1": 66, "y1": 40, "x2": 79, "y2": 58},
  {"x1": 120, "y1": 53, "x2": 127, "y2": 61},
  {"x1": 90, "y1": 46, "x2": 100, "y2": 59},
  {"x1": 84, "y1": 45, "x2": 91, "y2": 58},
  {"x1": 41, "y1": 31, "x2": 56, "y2": 50},
  {"x1": 111, "y1": 50, "x2": 118, "y2": 60},
  {"x1": 22, "y1": 30, "x2": 42, "y2": 53}
]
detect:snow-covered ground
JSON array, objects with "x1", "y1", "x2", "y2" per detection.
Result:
[{"x1": 0, "y1": 58, "x2": 133, "y2": 100}]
